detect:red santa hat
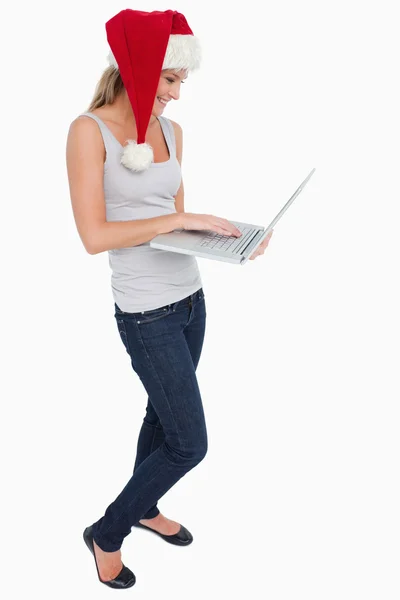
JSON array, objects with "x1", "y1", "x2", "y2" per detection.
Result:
[{"x1": 105, "y1": 9, "x2": 201, "y2": 172}]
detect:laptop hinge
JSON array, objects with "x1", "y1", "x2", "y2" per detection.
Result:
[{"x1": 238, "y1": 230, "x2": 263, "y2": 255}]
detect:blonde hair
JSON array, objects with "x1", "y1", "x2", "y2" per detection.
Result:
[{"x1": 87, "y1": 66, "x2": 188, "y2": 112}]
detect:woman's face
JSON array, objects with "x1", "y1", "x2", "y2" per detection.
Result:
[{"x1": 151, "y1": 69, "x2": 188, "y2": 115}]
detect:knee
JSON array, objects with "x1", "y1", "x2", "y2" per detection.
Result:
[
  {"x1": 192, "y1": 436, "x2": 208, "y2": 464},
  {"x1": 165, "y1": 435, "x2": 208, "y2": 468},
  {"x1": 183, "y1": 441, "x2": 208, "y2": 468}
]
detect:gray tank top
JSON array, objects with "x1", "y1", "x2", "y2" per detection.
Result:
[{"x1": 78, "y1": 112, "x2": 202, "y2": 312}]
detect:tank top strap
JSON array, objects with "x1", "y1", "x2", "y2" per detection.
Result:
[
  {"x1": 158, "y1": 116, "x2": 176, "y2": 158},
  {"x1": 78, "y1": 112, "x2": 120, "y2": 151}
]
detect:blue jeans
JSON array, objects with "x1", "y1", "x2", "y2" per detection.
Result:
[{"x1": 91, "y1": 287, "x2": 208, "y2": 551}]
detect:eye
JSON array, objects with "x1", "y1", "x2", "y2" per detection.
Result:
[{"x1": 166, "y1": 77, "x2": 185, "y2": 84}]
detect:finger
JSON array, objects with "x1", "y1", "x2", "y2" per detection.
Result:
[
  {"x1": 212, "y1": 221, "x2": 235, "y2": 236},
  {"x1": 218, "y1": 227, "x2": 234, "y2": 235},
  {"x1": 219, "y1": 219, "x2": 241, "y2": 236}
]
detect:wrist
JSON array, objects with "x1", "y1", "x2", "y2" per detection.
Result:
[{"x1": 174, "y1": 211, "x2": 186, "y2": 229}]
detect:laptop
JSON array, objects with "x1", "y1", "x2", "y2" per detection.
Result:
[{"x1": 150, "y1": 168, "x2": 316, "y2": 266}]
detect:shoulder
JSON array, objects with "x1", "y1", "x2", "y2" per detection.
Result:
[
  {"x1": 69, "y1": 113, "x2": 100, "y2": 138},
  {"x1": 71, "y1": 108, "x2": 111, "y2": 133},
  {"x1": 67, "y1": 113, "x2": 104, "y2": 144},
  {"x1": 167, "y1": 118, "x2": 183, "y2": 140},
  {"x1": 66, "y1": 114, "x2": 106, "y2": 161},
  {"x1": 168, "y1": 118, "x2": 182, "y2": 133}
]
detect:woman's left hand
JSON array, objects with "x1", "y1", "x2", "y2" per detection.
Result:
[{"x1": 249, "y1": 229, "x2": 274, "y2": 260}]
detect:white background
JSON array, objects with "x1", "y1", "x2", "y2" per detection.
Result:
[{"x1": 2, "y1": 0, "x2": 399, "y2": 598}]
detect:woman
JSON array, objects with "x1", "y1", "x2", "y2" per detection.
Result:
[{"x1": 66, "y1": 8, "x2": 272, "y2": 590}]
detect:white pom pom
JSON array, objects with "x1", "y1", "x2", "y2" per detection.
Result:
[{"x1": 120, "y1": 141, "x2": 154, "y2": 172}]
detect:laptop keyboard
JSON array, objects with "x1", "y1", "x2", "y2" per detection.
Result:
[{"x1": 195, "y1": 224, "x2": 252, "y2": 252}]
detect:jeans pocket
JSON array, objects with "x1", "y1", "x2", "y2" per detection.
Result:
[
  {"x1": 116, "y1": 318, "x2": 129, "y2": 353},
  {"x1": 136, "y1": 305, "x2": 173, "y2": 325}
]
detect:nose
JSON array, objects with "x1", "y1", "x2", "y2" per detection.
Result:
[{"x1": 169, "y1": 83, "x2": 181, "y2": 101}]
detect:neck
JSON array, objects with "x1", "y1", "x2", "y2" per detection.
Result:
[{"x1": 111, "y1": 90, "x2": 158, "y2": 128}]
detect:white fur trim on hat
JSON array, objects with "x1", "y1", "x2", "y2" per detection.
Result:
[
  {"x1": 162, "y1": 34, "x2": 201, "y2": 71},
  {"x1": 107, "y1": 34, "x2": 201, "y2": 72},
  {"x1": 120, "y1": 141, "x2": 154, "y2": 172},
  {"x1": 107, "y1": 50, "x2": 118, "y2": 69}
]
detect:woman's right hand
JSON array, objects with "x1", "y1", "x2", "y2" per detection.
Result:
[{"x1": 180, "y1": 213, "x2": 242, "y2": 237}]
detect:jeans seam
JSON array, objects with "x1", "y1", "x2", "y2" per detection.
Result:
[
  {"x1": 117, "y1": 320, "x2": 129, "y2": 350},
  {"x1": 148, "y1": 422, "x2": 158, "y2": 454},
  {"x1": 143, "y1": 423, "x2": 159, "y2": 519},
  {"x1": 131, "y1": 323, "x2": 182, "y2": 450}
]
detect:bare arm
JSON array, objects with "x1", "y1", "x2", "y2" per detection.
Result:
[{"x1": 65, "y1": 117, "x2": 183, "y2": 255}]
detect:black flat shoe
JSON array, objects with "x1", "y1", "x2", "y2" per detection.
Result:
[
  {"x1": 133, "y1": 521, "x2": 193, "y2": 546},
  {"x1": 83, "y1": 525, "x2": 136, "y2": 589}
]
